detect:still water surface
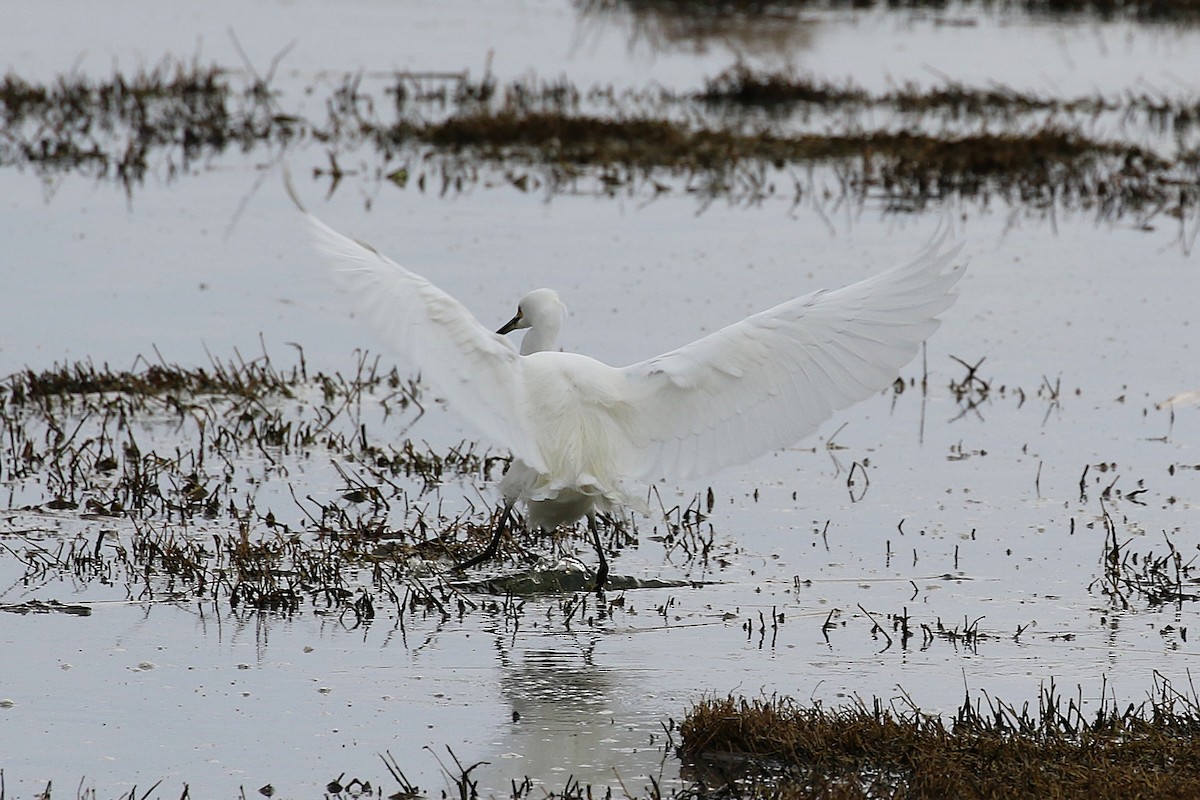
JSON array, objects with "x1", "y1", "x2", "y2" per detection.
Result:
[{"x1": 1, "y1": 1, "x2": 1197, "y2": 796}]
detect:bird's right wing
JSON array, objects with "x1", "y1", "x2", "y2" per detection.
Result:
[
  {"x1": 615, "y1": 238, "x2": 964, "y2": 484},
  {"x1": 299, "y1": 209, "x2": 549, "y2": 474}
]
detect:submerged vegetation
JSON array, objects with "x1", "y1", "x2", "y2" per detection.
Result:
[
  {"x1": 0, "y1": 60, "x2": 298, "y2": 186},
  {"x1": 0, "y1": 352, "x2": 717, "y2": 628},
  {"x1": 3, "y1": 57, "x2": 1200, "y2": 218},
  {"x1": 0, "y1": 350, "x2": 1192, "y2": 631}
]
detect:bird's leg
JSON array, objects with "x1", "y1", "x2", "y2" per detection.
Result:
[
  {"x1": 454, "y1": 500, "x2": 515, "y2": 572},
  {"x1": 588, "y1": 512, "x2": 609, "y2": 592}
]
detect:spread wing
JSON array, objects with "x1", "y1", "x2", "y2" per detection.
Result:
[
  {"x1": 616, "y1": 237, "x2": 965, "y2": 483},
  {"x1": 298, "y1": 207, "x2": 550, "y2": 475}
]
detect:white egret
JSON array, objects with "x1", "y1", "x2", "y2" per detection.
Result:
[{"x1": 295, "y1": 198, "x2": 964, "y2": 590}]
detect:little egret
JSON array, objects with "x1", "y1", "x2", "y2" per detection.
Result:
[{"x1": 295, "y1": 200, "x2": 964, "y2": 590}]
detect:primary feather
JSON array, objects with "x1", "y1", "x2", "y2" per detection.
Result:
[
  {"x1": 302, "y1": 211, "x2": 550, "y2": 477},
  {"x1": 618, "y1": 241, "x2": 962, "y2": 483}
]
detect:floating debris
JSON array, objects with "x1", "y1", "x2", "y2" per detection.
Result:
[
  {"x1": 1158, "y1": 388, "x2": 1200, "y2": 408},
  {"x1": 451, "y1": 566, "x2": 694, "y2": 594},
  {"x1": 0, "y1": 599, "x2": 92, "y2": 616}
]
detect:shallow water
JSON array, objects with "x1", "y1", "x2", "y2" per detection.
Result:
[{"x1": 2, "y1": 1, "x2": 1199, "y2": 798}]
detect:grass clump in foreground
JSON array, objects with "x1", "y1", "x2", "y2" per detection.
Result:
[{"x1": 679, "y1": 676, "x2": 1200, "y2": 799}]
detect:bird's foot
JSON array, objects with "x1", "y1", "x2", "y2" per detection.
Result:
[
  {"x1": 453, "y1": 502, "x2": 514, "y2": 573},
  {"x1": 452, "y1": 548, "x2": 495, "y2": 573},
  {"x1": 592, "y1": 563, "x2": 609, "y2": 593}
]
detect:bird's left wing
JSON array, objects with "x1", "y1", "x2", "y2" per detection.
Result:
[
  {"x1": 613, "y1": 237, "x2": 965, "y2": 484},
  {"x1": 299, "y1": 210, "x2": 549, "y2": 474}
]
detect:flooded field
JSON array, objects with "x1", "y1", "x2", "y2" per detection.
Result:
[{"x1": 1, "y1": 1, "x2": 1198, "y2": 798}]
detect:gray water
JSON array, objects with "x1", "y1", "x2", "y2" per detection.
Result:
[{"x1": 1, "y1": 1, "x2": 1198, "y2": 797}]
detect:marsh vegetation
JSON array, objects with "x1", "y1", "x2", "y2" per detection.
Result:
[
  {"x1": 4, "y1": 60, "x2": 1200, "y2": 219},
  {"x1": 2, "y1": 0, "x2": 1199, "y2": 796}
]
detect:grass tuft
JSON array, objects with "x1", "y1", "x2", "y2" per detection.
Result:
[{"x1": 680, "y1": 677, "x2": 1200, "y2": 799}]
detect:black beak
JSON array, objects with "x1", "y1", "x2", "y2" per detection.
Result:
[{"x1": 497, "y1": 311, "x2": 522, "y2": 335}]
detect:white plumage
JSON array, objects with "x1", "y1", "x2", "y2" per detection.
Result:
[{"x1": 298, "y1": 201, "x2": 964, "y2": 589}]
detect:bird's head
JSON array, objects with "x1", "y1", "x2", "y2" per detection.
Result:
[{"x1": 498, "y1": 289, "x2": 567, "y2": 355}]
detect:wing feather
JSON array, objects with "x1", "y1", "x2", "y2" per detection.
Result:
[
  {"x1": 300, "y1": 211, "x2": 549, "y2": 474},
  {"x1": 617, "y1": 237, "x2": 964, "y2": 483}
]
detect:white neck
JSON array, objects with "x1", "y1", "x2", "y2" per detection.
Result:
[{"x1": 520, "y1": 323, "x2": 560, "y2": 355}]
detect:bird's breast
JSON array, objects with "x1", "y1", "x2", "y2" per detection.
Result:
[{"x1": 519, "y1": 352, "x2": 636, "y2": 493}]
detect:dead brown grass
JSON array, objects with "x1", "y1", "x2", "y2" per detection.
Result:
[
  {"x1": 395, "y1": 111, "x2": 1151, "y2": 203},
  {"x1": 680, "y1": 680, "x2": 1200, "y2": 799}
]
